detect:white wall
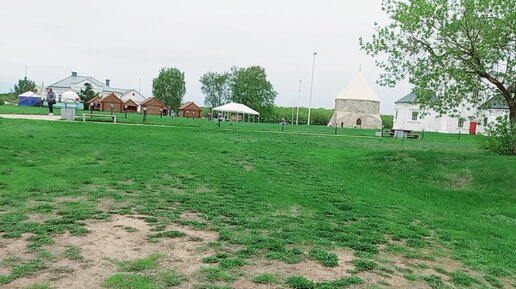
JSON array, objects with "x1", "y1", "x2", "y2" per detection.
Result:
[
  {"x1": 120, "y1": 90, "x2": 146, "y2": 104},
  {"x1": 393, "y1": 103, "x2": 479, "y2": 134}
]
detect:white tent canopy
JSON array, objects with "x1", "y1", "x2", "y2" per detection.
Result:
[
  {"x1": 61, "y1": 90, "x2": 80, "y2": 102},
  {"x1": 213, "y1": 102, "x2": 260, "y2": 115},
  {"x1": 18, "y1": 91, "x2": 39, "y2": 97}
]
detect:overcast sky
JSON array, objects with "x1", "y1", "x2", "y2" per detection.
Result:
[{"x1": 0, "y1": 0, "x2": 411, "y2": 114}]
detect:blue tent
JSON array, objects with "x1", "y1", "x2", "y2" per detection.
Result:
[{"x1": 18, "y1": 91, "x2": 42, "y2": 106}]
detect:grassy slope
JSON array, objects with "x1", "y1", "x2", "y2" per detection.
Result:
[{"x1": 0, "y1": 107, "x2": 515, "y2": 283}]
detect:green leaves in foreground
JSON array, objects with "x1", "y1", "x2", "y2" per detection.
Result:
[{"x1": 286, "y1": 275, "x2": 362, "y2": 289}]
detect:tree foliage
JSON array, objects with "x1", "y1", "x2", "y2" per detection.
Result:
[
  {"x1": 199, "y1": 66, "x2": 277, "y2": 116},
  {"x1": 361, "y1": 0, "x2": 516, "y2": 154},
  {"x1": 78, "y1": 83, "x2": 96, "y2": 103},
  {"x1": 229, "y1": 66, "x2": 277, "y2": 115},
  {"x1": 12, "y1": 77, "x2": 37, "y2": 95},
  {"x1": 480, "y1": 116, "x2": 516, "y2": 155},
  {"x1": 200, "y1": 71, "x2": 230, "y2": 107},
  {"x1": 152, "y1": 67, "x2": 186, "y2": 111}
]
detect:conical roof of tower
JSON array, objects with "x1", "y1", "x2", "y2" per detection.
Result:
[{"x1": 335, "y1": 72, "x2": 380, "y2": 102}]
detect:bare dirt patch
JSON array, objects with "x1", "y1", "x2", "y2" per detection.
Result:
[
  {"x1": 240, "y1": 161, "x2": 254, "y2": 172},
  {"x1": 97, "y1": 198, "x2": 129, "y2": 212},
  {"x1": 54, "y1": 195, "x2": 88, "y2": 203},
  {"x1": 241, "y1": 250, "x2": 355, "y2": 282},
  {"x1": 0, "y1": 235, "x2": 35, "y2": 260},
  {"x1": 118, "y1": 179, "x2": 134, "y2": 185},
  {"x1": 180, "y1": 211, "x2": 205, "y2": 222},
  {"x1": 195, "y1": 185, "x2": 210, "y2": 193},
  {"x1": 5, "y1": 215, "x2": 219, "y2": 289},
  {"x1": 26, "y1": 213, "x2": 57, "y2": 224}
]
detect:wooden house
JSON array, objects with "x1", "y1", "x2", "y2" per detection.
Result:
[
  {"x1": 87, "y1": 95, "x2": 102, "y2": 110},
  {"x1": 141, "y1": 97, "x2": 169, "y2": 115},
  {"x1": 100, "y1": 93, "x2": 124, "y2": 112},
  {"x1": 179, "y1": 102, "x2": 202, "y2": 118},
  {"x1": 124, "y1": 99, "x2": 138, "y2": 112}
]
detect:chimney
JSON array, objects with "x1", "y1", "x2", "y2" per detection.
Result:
[
  {"x1": 105, "y1": 79, "x2": 110, "y2": 86},
  {"x1": 72, "y1": 72, "x2": 77, "y2": 77}
]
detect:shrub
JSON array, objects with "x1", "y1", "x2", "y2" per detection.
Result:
[
  {"x1": 352, "y1": 259, "x2": 378, "y2": 272},
  {"x1": 480, "y1": 116, "x2": 516, "y2": 155},
  {"x1": 308, "y1": 248, "x2": 339, "y2": 267},
  {"x1": 449, "y1": 271, "x2": 479, "y2": 287},
  {"x1": 251, "y1": 273, "x2": 279, "y2": 284},
  {"x1": 285, "y1": 276, "x2": 315, "y2": 289}
]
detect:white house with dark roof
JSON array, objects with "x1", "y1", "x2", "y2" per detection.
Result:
[
  {"x1": 47, "y1": 72, "x2": 146, "y2": 104},
  {"x1": 393, "y1": 92, "x2": 509, "y2": 134}
]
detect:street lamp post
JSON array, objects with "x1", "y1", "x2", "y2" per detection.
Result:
[
  {"x1": 296, "y1": 80, "x2": 301, "y2": 125},
  {"x1": 307, "y1": 52, "x2": 317, "y2": 126}
]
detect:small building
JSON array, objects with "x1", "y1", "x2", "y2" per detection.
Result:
[
  {"x1": 393, "y1": 91, "x2": 478, "y2": 134},
  {"x1": 120, "y1": 89, "x2": 146, "y2": 105},
  {"x1": 48, "y1": 72, "x2": 146, "y2": 102},
  {"x1": 100, "y1": 93, "x2": 124, "y2": 113},
  {"x1": 87, "y1": 95, "x2": 102, "y2": 110},
  {"x1": 327, "y1": 72, "x2": 382, "y2": 129},
  {"x1": 179, "y1": 102, "x2": 202, "y2": 118},
  {"x1": 141, "y1": 97, "x2": 169, "y2": 115},
  {"x1": 124, "y1": 99, "x2": 139, "y2": 113}
]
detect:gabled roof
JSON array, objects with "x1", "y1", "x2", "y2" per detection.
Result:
[
  {"x1": 49, "y1": 75, "x2": 105, "y2": 88},
  {"x1": 100, "y1": 93, "x2": 123, "y2": 103},
  {"x1": 141, "y1": 97, "x2": 167, "y2": 107},
  {"x1": 124, "y1": 99, "x2": 138, "y2": 106},
  {"x1": 395, "y1": 91, "x2": 438, "y2": 104},
  {"x1": 87, "y1": 95, "x2": 102, "y2": 104},
  {"x1": 336, "y1": 72, "x2": 380, "y2": 102},
  {"x1": 213, "y1": 102, "x2": 260, "y2": 115},
  {"x1": 179, "y1": 102, "x2": 201, "y2": 110},
  {"x1": 104, "y1": 87, "x2": 129, "y2": 94},
  {"x1": 479, "y1": 95, "x2": 509, "y2": 109}
]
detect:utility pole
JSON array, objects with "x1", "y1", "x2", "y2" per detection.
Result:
[
  {"x1": 296, "y1": 80, "x2": 301, "y2": 125},
  {"x1": 307, "y1": 52, "x2": 317, "y2": 126}
]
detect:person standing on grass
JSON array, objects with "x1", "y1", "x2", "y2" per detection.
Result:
[{"x1": 46, "y1": 88, "x2": 56, "y2": 115}]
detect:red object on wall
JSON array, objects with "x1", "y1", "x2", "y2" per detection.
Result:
[{"x1": 469, "y1": 121, "x2": 477, "y2": 135}]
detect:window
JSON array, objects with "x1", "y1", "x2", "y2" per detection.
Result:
[
  {"x1": 483, "y1": 117, "x2": 488, "y2": 127},
  {"x1": 356, "y1": 119, "x2": 362, "y2": 126},
  {"x1": 411, "y1": 111, "x2": 418, "y2": 121},
  {"x1": 458, "y1": 119, "x2": 464, "y2": 128},
  {"x1": 395, "y1": 110, "x2": 398, "y2": 119}
]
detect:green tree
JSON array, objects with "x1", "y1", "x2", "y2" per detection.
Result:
[
  {"x1": 78, "y1": 83, "x2": 97, "y2": 103},
  {"x1": 360, "y1": 0, "x2": 516, "y2": 154},
  {"x1": 228, "y1": 66, "x2": 277, "y2": 116},
  {"x1": 152, "y1": 67, "x2": 186, "y2": 111},
  {"x1": 200, "y1": 71, "x2": 230, "y2": 107},
  {"x1": 12, "y1": 77, "x2": 36, "y2": 95}
]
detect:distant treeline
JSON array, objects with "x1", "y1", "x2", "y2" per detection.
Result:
[{"x1": 201, "y1": 106, "x2": 393, "y2": 128}]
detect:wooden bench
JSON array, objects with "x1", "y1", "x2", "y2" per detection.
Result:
[{"x1": 80, "y1": 113, "x2": 117, "y2": 123}]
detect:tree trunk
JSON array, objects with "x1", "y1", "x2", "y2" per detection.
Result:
[{"x1": 510, "y1": 105, "x2": 516, "y2": 155}]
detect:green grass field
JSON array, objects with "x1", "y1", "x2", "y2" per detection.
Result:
[{"x1": 0, "y1": 106, "x2": 515, "y2": 289}]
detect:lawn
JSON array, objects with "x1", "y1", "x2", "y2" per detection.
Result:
[{"x1": 0, "y1": 106, "x2": 515, "y2": 289}]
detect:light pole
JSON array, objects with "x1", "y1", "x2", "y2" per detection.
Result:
[
  {"x1": 307, "y1": 52, "x2": 317, "y2": 126},
  {"x1": 296, "y1": 80, "x2": 301, "y2": 125}
]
